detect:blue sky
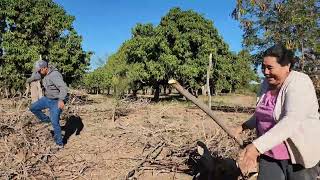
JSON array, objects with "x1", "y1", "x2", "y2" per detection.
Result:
[{"x1": 54, "y1": 0, "x2": 244, "y2": 69}]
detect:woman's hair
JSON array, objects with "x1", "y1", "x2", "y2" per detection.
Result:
[{"x1": 263, "y1": 44, "x2": 295, "y2": 69}]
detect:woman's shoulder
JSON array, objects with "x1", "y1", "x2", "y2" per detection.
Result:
[
  {"x1": 288, "y1": 70, "x2": 314, "y2": 88},
  {"x1": 289, "y1": 70, "x2": 312, "y2": 81}
]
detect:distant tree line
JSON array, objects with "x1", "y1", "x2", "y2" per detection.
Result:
[{"x1": 84, "y1": 8, "x2": 258, "y2": 100}]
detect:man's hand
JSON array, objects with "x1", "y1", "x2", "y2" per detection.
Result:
[
  {"x1": 237, "y1": 143, "x2": 260, "y2": 175},
  {"x1": 58, "y1": 100, "x2": 65, "y2": 110}
]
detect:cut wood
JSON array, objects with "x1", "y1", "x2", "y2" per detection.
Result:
[{"x1": 30, "y1": 80, "x2": 43, "y2": 103}]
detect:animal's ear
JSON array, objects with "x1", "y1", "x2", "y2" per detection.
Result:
[
  {"x1": 196, "y1": 141, "x2": 208, "y2": 155},
  {"x1": 196, "y1": 141, "x2": 207, "y2": 149},
  {"x1": 197, "y1": 145, "x2": 204, "y2": 156}
]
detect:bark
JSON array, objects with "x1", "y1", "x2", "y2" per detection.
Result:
[{"x1": 152, "y1": 83, "x2": 160, "y2": 102}]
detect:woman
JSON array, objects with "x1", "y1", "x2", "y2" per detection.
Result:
[{"x1": 237, "y1": 44, "x2": 320, "y2": 180}]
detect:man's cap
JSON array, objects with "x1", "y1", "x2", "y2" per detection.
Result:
[{"x1": 35, "y1": 60, "x2": 48, "y2": 72}]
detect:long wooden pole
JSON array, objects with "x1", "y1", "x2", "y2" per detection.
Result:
[
  {"x1": 168, "y1": 79, "x2": 243, "y2": 146},
  {"x1": 206, "y1": 53, "x2": 212, "y2": 108}
]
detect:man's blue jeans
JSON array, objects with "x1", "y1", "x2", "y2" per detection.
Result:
[{"x1": 30, "y1": 96, "x2": 63, "y2": 146}]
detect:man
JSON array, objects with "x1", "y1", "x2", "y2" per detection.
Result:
[{"x1": 27, "y1": 60, "x2": 68, "y2": 148}]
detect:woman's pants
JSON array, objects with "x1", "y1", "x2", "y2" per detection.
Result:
[{"x1": 258, "y1": 155, "x2": 320, "y2": 180}]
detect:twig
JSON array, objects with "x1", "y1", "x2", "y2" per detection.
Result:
[{"x1": 126, "y1": 141, "x2": 165, "y2": 179}]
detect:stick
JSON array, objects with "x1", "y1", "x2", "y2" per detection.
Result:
[
  {"x1": 206, "y1": 53, "x2": 212, "y2": 108},
  {"x1": 168, "y1": 79, "x2": 243, "y2": 147},
  {"x1": 126, "y1": 142, "x2": 165, "y2": 179}
]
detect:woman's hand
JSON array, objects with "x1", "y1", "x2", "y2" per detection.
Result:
[{"x1": 237, "y1": 143, "x2": 260, "y2": 175}]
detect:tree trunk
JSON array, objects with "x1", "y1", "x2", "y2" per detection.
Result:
[
  {"x1": 5, "y1": 87, "x2": 9, "y2": 98},
  {"x1": 152, "y1": 83, "x2": 160, "y2": 102},
  {"x1": 133, "y1": 89, "x2": 138, "y2": 97},
  {"x1": 163, "y1": 85, "x2": 167, "y2": 95},
  {"x1": 113, "y1": 88, "x2": 117, "y2": 96},
  {"x1": 201, "y1": 85, "x2": 206, "y2": 95}
]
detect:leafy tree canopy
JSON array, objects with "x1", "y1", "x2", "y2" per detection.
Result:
[
  {"x1": 86, "y1": 7, "x2": 257, "y2": 99},
  {"x1": 233, "y1": 0, "x2": 319, "y2": 69},
  {"x1": 0, "y1": 0, "x2": 91, "y2": 94}
]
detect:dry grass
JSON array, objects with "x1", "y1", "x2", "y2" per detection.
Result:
[
  {"x1": 198, "y1": 94, "x2": 257, "y2": 108},
  {"x1": 0, "y1": 93, "x2": 255, "y2": 179}
]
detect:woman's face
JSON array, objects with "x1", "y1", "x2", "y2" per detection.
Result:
[{"x1": 262, "y1": 56, "x2": 290, "y2": 88}]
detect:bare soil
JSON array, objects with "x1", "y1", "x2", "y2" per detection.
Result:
[{"x1": 0, "y1": 93, "x2": 256, "y2": 180}]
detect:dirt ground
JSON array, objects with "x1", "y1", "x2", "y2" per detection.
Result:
[{"x1": 1, "y1": 93, "x2": 256, "y2": 180}]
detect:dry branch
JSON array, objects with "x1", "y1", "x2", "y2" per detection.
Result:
[{"x1": 126, "y1": 141, "x2": 165, "y2": 179}]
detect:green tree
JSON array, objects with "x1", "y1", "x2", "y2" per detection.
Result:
[
  {"x1": 84, "y1": 42, "x2": 131, "y2": 97},
  {"x1": 231, "y1": 50, "x2": 258, "y2": 90},
  {"x1": 87, "y1": 7, "x2": 257, "y2": 100},
  {"x1": 125, "y1": 23, "x2": 165, "y2": 100},
  {"x1": 233, "y1": 0, "x2": 319, "y2": 70},
  {"x1": 83, "y1": 67, "x2": 111, "y2": 94},
  {"x1": 48, "y1": 29, "x2": 92, "y2": 85},
  {"x1": 105, "y1": 47, "x2": 131, "y2": 98},
  {"x1": 0, "y1": 0, "x2": 91, "y2": 95},
  {"x1": 159, "y1": 8, "x2": 231, "y2": 93},
  {"x1": 125, "y1": 8, "x2": 241, "y2": 100}
]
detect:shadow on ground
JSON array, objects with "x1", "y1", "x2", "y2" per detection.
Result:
[{"x1": 61, "y1": 115, "x2": 84, "y2": 144}]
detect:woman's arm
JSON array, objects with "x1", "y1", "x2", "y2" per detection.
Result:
[{"x1": 253, "y1": 75, "x2": 317, "y2": 154}]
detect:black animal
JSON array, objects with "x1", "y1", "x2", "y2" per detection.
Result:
[
  {"x1": 187, "y1": 141, "x2": 241, "y2": 180},
  {"x1": 62, "y1": 115, "x2": 84, "y2": 144}
]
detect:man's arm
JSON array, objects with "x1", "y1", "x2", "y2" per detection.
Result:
[
  {"x1": 51, "y1": 71, "x2": 68, "y2": 109},
  {"x1": 51, "y1": 71, "x2": 68, "y2": 101},
  {"x1": 26, "y1": 72, "x2": 41, "y2": 83}
]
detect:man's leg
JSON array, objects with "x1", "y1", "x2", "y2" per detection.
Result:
[
  {"x1": 29, "y1": 97, "x2": 50, "y2": 123},
  {"x1": 48, "y1": 99, "x2": 63, "y2": 146}
]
